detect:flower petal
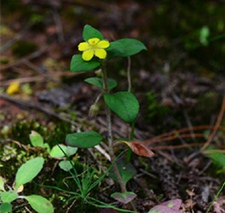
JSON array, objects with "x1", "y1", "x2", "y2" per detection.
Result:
[
  {"x1": 95, "y1": 49, "x2": 107, "y2": 59},
  {"x1": 82, "y1": 49, "x2": 94, "y2": 61},
  {"x1": 78, "y1": 42, "x2": 89, "y2": 51},
  {"x1": 88, "y1": 38, "x2": 100, "y2": 45},
  {"x1": 97, "y1": 40, "x2": 110, "y2": 48}
]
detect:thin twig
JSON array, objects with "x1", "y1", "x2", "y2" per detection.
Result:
[
  {"x1": 0, "y1": 93, "x2": 79, "y2": 127},
  {"x1": 183, "y1": 109, "x2": 195, "y2": 140},
  {"x1": 0, "y1": 47, "x2": 48, "y2": 71},
  {"x1": 144, "y1": 125, "x2": 225, "y2": 145},
  {"x1": 201, "y1": 96, "x2": 225, "y2": 151}
]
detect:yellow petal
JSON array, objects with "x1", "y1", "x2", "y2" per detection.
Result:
[
  {"x1": 82, "y1": 49, "x2": 94, "y2": 61},
  {"x1": 88, "y1": 38, "x2": 100, "y2": 45},
  {"x1": 95, "y1": 49, "x2": 107, "y2": 59},
  {"x1": 97, "y1": 40, "x2": 110, "y2": 48},
  {"x1": 78, "y1": 42, "x2": 89, "y2": 51},
  {"x1": 6, "y1": 81, "x2": 20, "y2": 95}
]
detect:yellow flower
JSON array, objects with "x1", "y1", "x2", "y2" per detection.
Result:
[
  {"x1": 6, "y1": 81, "x2": 20, "y2": 95},
  {"x1": 78, "y1": 38, "x2": 110, "y2": 61}
]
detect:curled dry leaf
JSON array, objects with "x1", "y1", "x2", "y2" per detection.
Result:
[{"x1": 122, "y1": 141, "x2": 154, "y2": 158}]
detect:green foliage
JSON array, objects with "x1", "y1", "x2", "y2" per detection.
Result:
[
  {"x1": 70, "y1": 24, "x2": 146, "y2": 72},
  {"x1": 70, "y1": 54, "x2": 100, "y2": 72},
  {"x1": 0, "y1": 177, "x2": 5, "y2": 191},
  {"x1": 109, "y1": 160, "x2": 137, "y2": 186},
  {"x1": 66, "y1": 131, "x2": 103, "y2": 148},
  {"x1": 15, "y1": 157, "x2": 44, "y2": 191},
  {"x1": 0, "y1": 202, "x2": 12, "y2": 213},
  {"x1": 83, "y1": 25, "x2": 104, "y2": 41},
  {"x1": 49, "y1": 144, "x2": 77, "y2": 159},
  {"x1": 23, "y1": 195, "x2": 54, "y2": 213},
  {"x1": 205, "y1": 147, "x2": 225, "y2": 173},
  {"x1": 0, "y1": 157, "x2": 53, "y2": 213},
  {"x1": 107, "y1": 38, "x2": 147, "y2": 58},
  {"x1": 65, "y1": 24, "x2": 146, "y2": 210},
  {"x1": 29, "y1": 130, "x2": 45, "y2": 148},
  {"x1": 59, "y1": 160, "x2": 74, "y2": 172},
  {"x1": 104, "y1": 92, "x2": 139, "y2": 123},
  {"x1": 199, "y1": 26, "x2": 210, "y2": 46},
  {"x1": 84, "y1": 77, "x2": 117, "y2": 91},
  {"x1": 29, "y1": 130, "x2": 50, "y2": 151},
  {"x1": 29, "y1": 131, "x2": 77, "y2": 171},
  {"x1": 1, "y1": 191, "x2": 18, "y2": 203}
]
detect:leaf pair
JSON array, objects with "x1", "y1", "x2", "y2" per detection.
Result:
[{"x1": 85, "y1": 78, "x2": 139, "y2": 123}]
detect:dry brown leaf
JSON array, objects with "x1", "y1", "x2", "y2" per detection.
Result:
[{"x1": 122, "y1": 141, "x2": 154, "y2": 158}]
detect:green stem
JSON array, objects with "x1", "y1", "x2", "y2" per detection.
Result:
[
  {"x1": 206, "y1": 181, "x2": 225, "y2": 213},
  {"x1": 127, "y1": 56, "x2": 132, "y2": 92},
  {"x1": 101, "y1": 60, "x2": 138, "y2": 212},
  {"x1": 101, "y1": 60, "x2": 127, "y2": 193}
]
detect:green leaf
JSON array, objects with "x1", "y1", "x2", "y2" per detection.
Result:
[
  {"x1": 0, "y1": 176, "x2": 5, "y2": 191},
  {"x1": 111, "y1": 191, "x2": 136, "y2": 204},
  {"x1": 15, "y1": 157, "x2": 44, "y2": 190},
  {"x1": 109, "y1": 160, "x2": 137, "y2": 185},
  {"x1": 84, "y1": 77, "x2": 117, "y2": 91},
  {"x1": 70, "y1": 54, "x2": 101, "y2": 72},
  {"x1": 66, "y1": 131, "x2": 103, "y2": 148},
  {"x1": 29, "y1": 131, "x2": 44, "y2": 148},
  {"x1": 0, "y1": 191, "x2": 18, "y2": 203},
  {"x1": 24, "y1": 195, "x2": 54, "y2": 213},
  {"x1": 205, "y1": 147, "x2": 225, "y2": 173},
  {"x1": 199, "y1": 26, "x2": 210, "y2": 46},
  {"x1": 83, "y1": 25, "x2": 104, "y2": 41},
  {"x1": 104, "y1": 92, "x2": 139, "y2": 123},
  {"x1": 66, "y1": 146, "x2": 78, "y2": 157},
  {"x1": 0, "y1": 203, "x2": 12, "y2": 213},
  {"x1": 108, "y1": 38, "x2": 147, "y2": 58},
  {"x1": 59, "y1": 160, "x2": 74, "y2": 172},
  {"x1": 49, "y1": 144, "x2": 67, "y2": 158},
  {"x1": 49, "y1": 145, "x2": 77, "y2": 158}
]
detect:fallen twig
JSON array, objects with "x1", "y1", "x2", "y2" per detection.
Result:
[{"x1": 201, "y1": 96, "x2": 225, "y2": 151}]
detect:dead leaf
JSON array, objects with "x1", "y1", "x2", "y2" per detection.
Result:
[
  {"x1": 122, "y1": 141, "x2": 154, "y2": 158},
  {"x1": 148, "y1": 199, "x2": 182, "y2": 213}
]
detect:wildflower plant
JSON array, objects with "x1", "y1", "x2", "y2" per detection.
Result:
[
  {"x1": 66, "y1": 25, "x2": 147, "y2": 209},
  {"x1": 0, "y1": 157, "x2": 54, "y2": 213}
]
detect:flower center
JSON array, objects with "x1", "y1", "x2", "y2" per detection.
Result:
[{"x1": 90, "y1": 40, "x2": 98, "y2": 46}]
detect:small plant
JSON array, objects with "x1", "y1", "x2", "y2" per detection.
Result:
[
  {"x1": 0, "y1": 157, "x2": 54, "y2": 213},
  {"x1": 29, "y1": 130, "x2": 78, "y2": 171},
  {"x1": 65, "y1": 24, "x2": 149, "y2": 210},
  {"x1": 44, "y1": 155, "x2": 135, "y2": 213}
]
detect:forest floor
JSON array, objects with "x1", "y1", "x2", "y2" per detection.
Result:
[{"x1": 0, "y1": 0, "x2": 225, "y2": 212}]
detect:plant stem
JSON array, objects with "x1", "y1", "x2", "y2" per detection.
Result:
[
  {"x1": 101, "y1": 60, "x2": 127, "y2": 193},
  {"x1": 101, "y1": 60, "x2": 138, "y2": 212},
  {"x1": 127, "y1": 56, "x2": 132, "y2": 92}
]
